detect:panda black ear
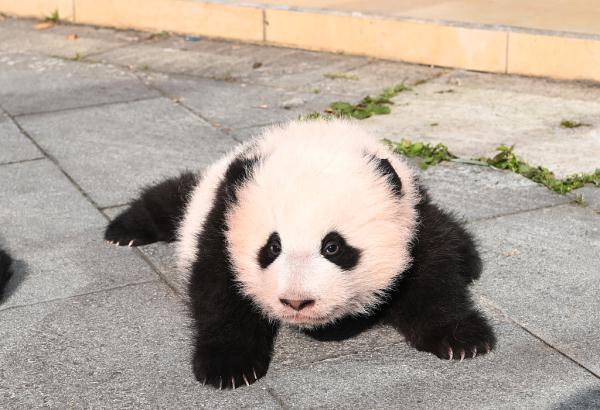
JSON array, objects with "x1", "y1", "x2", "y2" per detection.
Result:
[
  {"x1": 223, "y1": 156, "x2": 260, "y2": 201},
  {"x1": 368, "y1": 155, "x2": 402, "y2": 198}
]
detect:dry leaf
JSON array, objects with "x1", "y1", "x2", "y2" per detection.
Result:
[
  {"x1": 66, "y1": 33, "x2": 79, "y2": 41},
  {"x1": 34, "y1": 22, "x2": 54, "y2": 30}
]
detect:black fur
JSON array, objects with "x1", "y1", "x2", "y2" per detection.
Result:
[
  {"x1": 0, "y1": 248, "x2": 13, "y2": 302},
  {"x1": 387, "y1": 187, "x2": 495, "y2": 359},
  {"x1": 258, "y1": 232, "x2": 281, "y2": 269},
  {"x1": 188, "y1": 156, "x2": 279, "y2": 389},
  {"x1": 104, "y1": 172, "x2": 197, "y2": 246},
  {"x1": 369, "y1": 155, "x2": 402, "y2": 197},
  {"x1": 320, "y1": 231, "x2": 361, "y2": 271},
  {"x1": 103, "y1": 162, "x2": 495, "y2": 389}
]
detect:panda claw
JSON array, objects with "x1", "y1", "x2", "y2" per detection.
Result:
[
  {"x1": 459, "y1": 350, "x2": 465, "y2": 362},
  {"x1": 202, "y1": 378, "x2": 206, "y2": 386},
  {"x1": 472, "y1": 347, "x2": 477, "y2": 358},
  {"x1": 253, "y1": 368, "x2": 258, "y2": 380},
  {"x1": 243, "y1": 374, "x2": 250, "y2": 386},
  {"x1": 219, "y1": 377, "x2": 222, "y2": 390},
  {"x1": 128, "y1": 240, "x2": 135, "y2": 247},
  {"x1": 232, "y1": 376, "x2": 236, "y2": 389},
  {"x1": 447, "y1": 347, "x2": 453, "y2": 361},
  {"x1": 485, "y1": 343, "x2": 491, "y2": 354}
]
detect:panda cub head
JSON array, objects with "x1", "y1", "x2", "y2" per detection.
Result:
[{"x1": 221, "y1": 120, "x2": 420, "y2": 328}]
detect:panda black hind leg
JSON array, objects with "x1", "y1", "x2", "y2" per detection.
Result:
[
  {"x1": 104, "y1": 172, "x2": 197, "y2": 246},
  {"x1": 389, "y1": 190, "x2": 496, "y2": 360}
]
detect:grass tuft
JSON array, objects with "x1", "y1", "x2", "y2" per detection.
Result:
[
  {"x1": 560, "y1": 119, "x2": 591, "y2": 129},
  {"x1": 45, "y1": 9, "x2": 60, "y2": 23},
  {"x1": 384, "y1": 139, "x2": 457, "y2": 170},
  {"x1": 323, "y1": 83, "x2": 410, "y2": 120}
]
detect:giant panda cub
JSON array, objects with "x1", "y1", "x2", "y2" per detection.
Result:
[{"x1": 105, "y1": 120, "x2": 496, "y2": 389}]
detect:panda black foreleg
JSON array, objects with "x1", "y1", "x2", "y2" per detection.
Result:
[
  {"x1": 104, "y1": 172, "x2": 197, "y2": 246},
  {"x1": 189, "y1": 281, "x2": 279, "y2": 389},
  {"x1": 388, "y1": 199, "x2": 496, "y2": 360}
]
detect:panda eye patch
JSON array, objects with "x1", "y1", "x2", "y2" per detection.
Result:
[
  {"x1": 320, "y1": 232, "x2": 361, "y2": 271},
  {"x1": 258, "y1": 232, "x2": 281, "y2": 269}
]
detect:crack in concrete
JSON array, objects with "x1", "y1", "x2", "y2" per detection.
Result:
[{"x1": 469, "y1": 200, "x2": 575, "y2": 224}]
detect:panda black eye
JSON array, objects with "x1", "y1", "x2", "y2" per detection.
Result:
[
  {"x1": 323, "y1": 241, "x2": 340, "y2": 256},
  {"x1": 269, "y1": 239, "x2": 281, "y2": 257}
]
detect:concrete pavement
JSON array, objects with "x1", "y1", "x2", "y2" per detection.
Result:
[{"x1": 0, "y1": 17, "x2": 599, "y2": 409}]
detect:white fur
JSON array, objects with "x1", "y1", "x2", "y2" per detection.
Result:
[{"x1": 177, "y1": 120, "x2": 420, "y2": 325}]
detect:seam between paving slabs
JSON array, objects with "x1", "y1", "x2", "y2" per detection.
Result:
[
  {"x1": 0, "y1": 156, "x2": 45, "y2": 167},
  {"x1": 0, "y1": 104, "x2": 183, "y2": 299},
  {"x1": 0, "y1": 279, "x2": 158, "y2": 314},
  {"x1": 13, "y1": 95, "x2": 162, "y2": 119},
  {"x1": 479, "y1": 296, "x2": 600, "y2": 379}
]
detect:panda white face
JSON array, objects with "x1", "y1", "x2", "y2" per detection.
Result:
[{"x1": 224, "y1": 121, "x2": 420, "y2": 328}]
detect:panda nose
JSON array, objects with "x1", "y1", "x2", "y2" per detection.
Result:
[{"x1": 279, "y1": 298, "x2": 315, "y2": 311}]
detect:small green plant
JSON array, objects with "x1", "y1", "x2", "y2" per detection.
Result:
[
  {"x1": 213, "y1": 72, "x2": 235, "y2": 82},
  {"x1": 480, "y1": 145, "x2": 600, "y2": 194},
  {"x1": 384, "y1": 139, "x2": 457, "y2": 170},
  {"x1": 324, "y1": 72, "x2": 359, "y2": 81},
  {"x1": 560, "y1": 120, "x2": 591, "y2": 129},
  {"x1": 141, "y1": 64, "x2": 151, "y2": 71},
  {"x1": 574, "y1": 193, "x2": 587, "y2": 206},
  {"x1": 148, "y1": 31, "x2": 170, "y2": 40},
  {"x1": 45, "y1": 9, "x2": 60, "y2": 23},
  {"x1": 71, "y1": 52, "x2": 83, "y2": 61},
  {"x1": 324, "y1": 83, "x2": 410, "y2": 120},
  {"x1": 383, "y1": 140, "x2": 600, "y2": 195},
  {"x1": 312, "y1": 89, "x2": 321, "y2": 94}
]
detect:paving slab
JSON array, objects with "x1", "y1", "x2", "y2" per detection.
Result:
[
  {"x1": 0, "y1": 281, "x2": 280, "y2": 409},
  {"x1": 93, "y1": 38, "x2": 370, "y2": 92},
  {"x1": 266, "y1": 307, "x2": 600, "y2": 409},
  {"x1": 0, "y1": 114, "x2": 41, "y2": 164},
  {"x1": 418, "y1": 161, "x2": 572, "y2": 221},
  {"x1": 91, "y1": 35, "x2": 297, "y2": 81},
  {"x1": 147, "y1": 73, "x2": 343, "y2": 130},
  {"x1": 17, "y1": 97, "x2": 236, "y2": 208},
  {"x1": 0, "y1": 160, "x2": 157, "y2": 309},
  {"x1": 0, "y1": 17, "x2": 143, "y2": 60},
  {"x1": 367, "y1": 70, "x2": 600, "y2": 176},
  {"x1": 0, "y1": 52, "x2": 159, "y2": 116},
  {"x1": 471, "y1": 204, "x2": 600, "y2": 375}
]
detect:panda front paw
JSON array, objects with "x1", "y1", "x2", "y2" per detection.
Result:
[
  {"x1": 412, "y1": 311, "x2": 496, "y2": 361},
  {"x1": 104, "y1": 209, "x2": 157, "y2": 247},
  {"x1": 193, "y1": 349, "x2": 271, "y2": 389}
]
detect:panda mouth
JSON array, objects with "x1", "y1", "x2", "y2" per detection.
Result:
[
  {"x1": 280, "y1": 312, "x2": 334, "y2": 326},
  {"x1": 278, "y1": 306, "x2": 347, "y2": 326}
]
